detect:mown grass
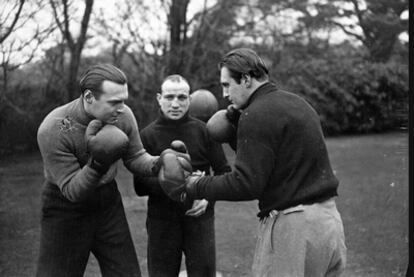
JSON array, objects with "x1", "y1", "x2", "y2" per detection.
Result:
[{"x1": 0, "y1": 132, "x2": 408, "y2": 277}]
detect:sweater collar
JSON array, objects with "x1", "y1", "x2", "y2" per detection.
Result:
[
  {"x1": 156, "y1": 109, "x2": 190, "y2": 126},
  {"x1": 245, "y1": 82, "x2": 278, "y2": 107}
]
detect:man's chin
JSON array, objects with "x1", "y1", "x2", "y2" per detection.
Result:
[{"x1": 168, "y1": 113, "x2": 183, "y2": 120}]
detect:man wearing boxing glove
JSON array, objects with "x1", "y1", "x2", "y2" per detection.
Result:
[
  {"x1": 134, "y1": 75, "x2": 231, "y2": 277},
  {"x1": 36, "y1": 64, "x2": 190, "y2": 276},
  {"x1": 166, "y1": 49, "x2": 347, "y2": 277},
  {"x1": 206, "y1": 104, "x2": 240, "y2": 151}
]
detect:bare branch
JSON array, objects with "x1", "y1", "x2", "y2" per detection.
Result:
[
  {"x1": 0, "y1": 0, "x2": 25, "y2": 43},
  {"x1": 331, "y1": 20, "x2": 365, "y2": 42},
  {"x1": 49, "y1": 0, "x2": 66, "y2": 39}
]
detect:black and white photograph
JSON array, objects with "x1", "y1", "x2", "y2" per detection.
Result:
[{"x1": 0, "y1": 0, "x2": 409, "y2": 276}]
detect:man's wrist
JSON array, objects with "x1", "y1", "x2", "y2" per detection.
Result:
[{"x1": 185, "y1": 171, "x2": 204, "y2": 201}]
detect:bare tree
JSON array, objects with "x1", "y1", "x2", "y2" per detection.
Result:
[
  {"x1": 49, "y1": 0, "x2": 94, "y2": 101},
  {"x1": 0, "y1": 0, "x2": 25, "y2": 44},
  {"x1": 92, "y1": 0, "x2": 170, "y2": 124},
  {"x1": 0, "y1": 0, "x2": 55, "y2": 116}
]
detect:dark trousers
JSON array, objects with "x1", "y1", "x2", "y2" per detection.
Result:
[
  {"x1": 146, "y1": 215, "x2": 216, "y2": 277},
  {"x1": 36, "y1": 181, "x2": 141, "y2": 277}
]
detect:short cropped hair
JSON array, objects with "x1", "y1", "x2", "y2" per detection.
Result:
[
  {"x1": 79, "y1": 63, "x2": 127, "y2": 98},
  {"x1": 219, "y1": 48, "x2": 269, "y2": 84},
  {"x1": 161, "y1": 74, "x2": 190, "y2": 93}
]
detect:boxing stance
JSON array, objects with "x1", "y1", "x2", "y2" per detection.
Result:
[
  {"x1": 159, "y1": 48, "x2": 347, "y2": 277},
  {"x1": 36, "y1": 64, "x2": 189, "y2": 277}
]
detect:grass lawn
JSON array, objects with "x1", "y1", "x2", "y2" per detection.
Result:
[{"x1": 0, "y1": 132, "x2": 408, "y2": 276}]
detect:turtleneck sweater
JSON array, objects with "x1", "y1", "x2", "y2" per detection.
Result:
[{"x1": 134, "y1": 111, "x2": 231, "y2": 219}]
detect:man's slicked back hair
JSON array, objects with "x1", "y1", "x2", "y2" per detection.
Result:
[
  {"x1": 79, "y1": 63, "x2": 127, "y2": 98},
  {"x1": 161, "y1": 74, "x2": 190, "y2": 93},
  {"x1": 219, "y1": 48, "x2": 269, "y2": 84}
]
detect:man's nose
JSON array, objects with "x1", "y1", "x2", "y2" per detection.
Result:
[
  {"x1": 171, "y1": 98, "x2": 180, "y2": 107},
  {"x1": 223, "y1": 88, "x2": 229, "y2": 99},
  {"x1": 116, "y1": 103, "x2": 125, "y2": 113}
]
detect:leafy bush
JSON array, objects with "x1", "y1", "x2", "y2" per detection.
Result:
[{"x1": 275, "y1": 58, "x2": 408, "y2": 135}]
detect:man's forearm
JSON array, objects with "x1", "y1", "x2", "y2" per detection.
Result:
[
  {"x1": 124, "y1": 151, "x2": 159, "y2": 176},
  {"x1": 59, "y1": 165, "x2": 103, "y2": 202}
]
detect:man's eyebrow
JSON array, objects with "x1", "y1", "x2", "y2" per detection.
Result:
[{"x1": 108, "y1": 98, "x2": 126, "y2": 103}]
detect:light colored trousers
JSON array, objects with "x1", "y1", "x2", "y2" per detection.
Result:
[{"x1": 252, "y1": 198, "x2": 346, "y2": 277}]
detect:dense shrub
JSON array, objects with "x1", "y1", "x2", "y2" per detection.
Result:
[{"x1": 275, "y1": 58, "x2": 408, "y2": 135}]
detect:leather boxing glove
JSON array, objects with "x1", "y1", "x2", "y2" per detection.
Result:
[
  {"x1": 157, "y1": 140, "x2": 193, "y2": 201},
  {"x1": 152, "y1": 140, "x2": 192, "y2": 175},
  {"x1": 158, "y1": 152, "x2": 187, "y2": 201},
  {"x1": 85, "y1": 119, "x2": 129, "y2": 174},
  {"x1": 226, "y1": 104, "x2": 241, "y2": 126},
  {"x1": 206, "y1": 105, "x2": 241, "y2": 150}
]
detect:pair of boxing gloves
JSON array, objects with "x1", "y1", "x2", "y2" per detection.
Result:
[
  {"x1": 84, "y1": 104, "x2": 241, "y2": 202},
  {"x1": 154, "y1": 104, "x2": 241, "y2": 202},
  {"x1": 84, "y1": 119, "x2": 193, "y2": 201}
]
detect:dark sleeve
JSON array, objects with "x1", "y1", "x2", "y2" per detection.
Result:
[
  {"x1": 133, "y1": 127, "x2": 164, "y2": 197},
  {"x1": 192, "y1": 111, "x2": 276, "y2": 201},
  {"x1": 208, "y1": 139, "x2": 231, "y2": 176}
]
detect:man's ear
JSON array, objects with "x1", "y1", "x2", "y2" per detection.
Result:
[
  {"x1": 84, "y1": 90, "x2": 94, "y2": 104},
  {"x1": 156, "y1": 93, "x2": 162, "y2": 105},
  {"x1": 242, "y1": 73, "x2": 252, "y2": 88}
]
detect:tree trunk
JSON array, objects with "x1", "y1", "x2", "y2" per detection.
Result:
[
  {"x1": 67, "y1": 49, "x2": 81, "y2": 101},
  {"x1": 167, "y1": 0, "x2": 190, "y2": 74}
]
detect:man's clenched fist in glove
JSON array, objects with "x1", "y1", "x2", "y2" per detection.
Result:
[
  {"x1": 85, "y1": 119, "x2": 129, "y2": 174},
  {"x1": 157, "y1": 140, "x2": 192, "y2": 201},
  {"x1": 206, "y1": 104, "x2": 241, "y2": 151}
]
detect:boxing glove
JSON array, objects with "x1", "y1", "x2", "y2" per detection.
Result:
[
  {"x1": 158, "y1": 140, "x2": 192, "y2": 201},
  {"x1": 85, "y1": 119, "x2": 129, "y2": 174},
  {"x1": 206, "y1": 105, "x2": 241, "y2": 150},
  {"x1": 152, "y1": 140, "x2": 192, "y2": 175}
]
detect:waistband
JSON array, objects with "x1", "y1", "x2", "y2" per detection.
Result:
[
  {"x1": 259, "y1": 197, "x2": 336, "y2": 220},
  {"x1": 42, "y1": 180, "x2": 120, "y2": 213}
]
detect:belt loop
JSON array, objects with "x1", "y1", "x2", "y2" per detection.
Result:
[
  {"x1": 269, "y1": 210, "x2": 279, "y2": 251},
  {"x1": 269, "y1": 210, "x2": 279, "y2": 218}
]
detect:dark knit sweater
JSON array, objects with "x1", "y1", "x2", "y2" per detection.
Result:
[
  {"x1": 134, "y1": 112, "x2": 231, "y2": 220},
  {"x1": 191, "y1": 82, "x2": 339, "y2": 218}
]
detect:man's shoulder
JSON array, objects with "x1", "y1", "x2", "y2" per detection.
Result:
[
  {"x1": 141, "y1": 119, "x2": 159, "y2": 132},
  {"x1": 38, "y1": 102, "x2": 74, "y2": 133},
  {"x1": 187, "y1": 116, "x2": 207, "y2": 129},
  {"x1": 37, "y1": 102, "x2": 83, "y2": 148},
  {"x1": 137, "y1": 119, "x2": 160, "y2": 142}
]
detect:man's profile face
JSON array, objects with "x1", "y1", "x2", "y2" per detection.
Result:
[
  {"x1": 220, "y1": 67, "x2": 249, "y2": 109},
  {"x1": 157, "y1": 80, "x2": 190, "y2": 120},
  {"x1": 88, "y1": 80, "x2": 128, "y2": 124}
]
